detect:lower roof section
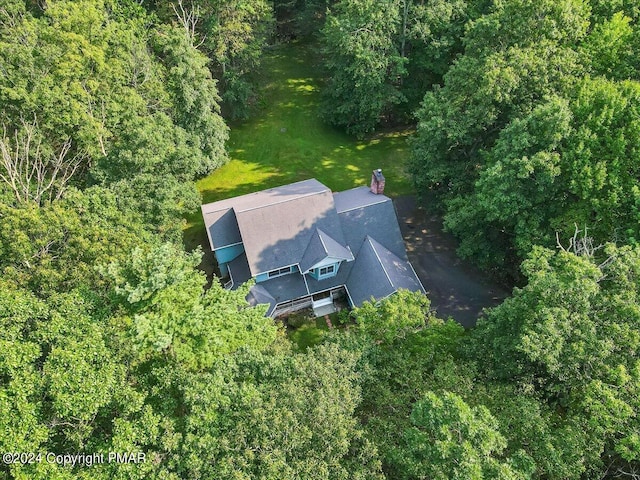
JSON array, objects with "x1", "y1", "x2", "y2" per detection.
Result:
[
  {"x1": 246, "y1": 285, "x2": 277, "y2": 316},
  {"x1": 243, "y1": 237, "x2": 424, "y2": 316},
  {"x1": 345, "y1": 236, "x2": 425, "y2": 307},
  {"x1": 249, "y1": 273, "x2": 309, "y2": 306},
  {"x1": 227, "y1": 253, "x2": 252, "y2": 289}
]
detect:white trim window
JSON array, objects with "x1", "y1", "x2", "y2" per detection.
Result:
[
  {"x1": 318, "y1": 265, "x2": 335, "y2": 279},
  {"x1": 267, "y1": 266, "x2": 292, "y2": 279}
]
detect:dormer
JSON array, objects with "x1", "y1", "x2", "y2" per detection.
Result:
[{"x1": 300, "y1": 228, "x2": 354, "y2": 279}]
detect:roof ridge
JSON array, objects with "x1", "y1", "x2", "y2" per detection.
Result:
[
  {"x1": 299, "y1": 228, "x2": 323, "y2": 273},
  {"x1": 318, "y1": 227, "x2": 354, "y2": 260},
  {"x1": 235, "y1": 188, "x2": 330, "y2": 213},
  {"x1": 335, "y1": 196, "x2": 389, "y2": 214},
  {"x1": 202, "y1": 178, "x2": 329, "y2": 213},
  {"x1": 366, "y1": 236, "x2": 394, "y2": 289},
  {"x1": 316, "y1": 227, "x2": 329, "y2": 254}
]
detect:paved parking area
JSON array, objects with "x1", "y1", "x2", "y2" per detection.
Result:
[{"x1": 394, "y1": 196, "x2": 510, "y2": 328}]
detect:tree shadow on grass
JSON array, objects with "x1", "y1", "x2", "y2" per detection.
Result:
[
  {"x1": 184, "y1": 42, "x2": 415, "y2": 252},
  {"x1": 289, "y1": 322, "x2": 325, "y2": 351}
]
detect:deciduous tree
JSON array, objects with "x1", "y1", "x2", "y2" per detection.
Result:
[
  {"x1": 320, "y1": 0, "x2": 405, "y2": 137},
  {"x1": 394, "y1": 391, "x2": 533, "y2": 480},
  {"x1": 472, "y1": 243, "x2": 640, "y2": 476}
]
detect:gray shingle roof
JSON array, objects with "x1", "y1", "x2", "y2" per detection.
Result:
[
  {"x1": 333, "y1": 186, "x2": 389, "y2": 213},
  {"x1": 202, "y1": 208, "x2": 242, "y2": 250},
  {"x1": 204, "y1": 178, "x2": 328, "y2": 213},
  {"x1": 246, "y1": 285, "x2": 277, "y2": 316},
  {"x1": 252, "y1": 272, "x2": 309, "y2": 304},
  {"x1": 346, "y1": 236, "x2": 424, "y2": 307},
  {"x1": 236, "y1": 189, "x2": 345, "y2": 275},
  {"x1": 202, "y1": 179, "x2": 425, "y2": 315},
  {"x1": 227, "y1": 253, "x2": 252, "y2": 289},
  {"x1": 338, "y1": 196, "x2": 407, "y2": 260},
  {"x1": 318, "y1": 229, "x2": 354, "y2": 261},
  {"x1": 202, "y1": 179, "x2": 329, "y2": 251},
  {"x1": 346, "y1": 237, "x2": 394, "y2": 305},
  {"x1": 368, "y1": 237, "x2": 425, "y2": 295},
  {"x1": 202, "y1": 179, "x2": 351, "y2": 276},
  {"x1": 299, "y1": 228, "x2": 354, "y2": 273}
]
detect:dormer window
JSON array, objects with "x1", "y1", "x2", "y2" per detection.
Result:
[
  {"x1": 320, "y1": 265, "x2": 334, "y2": 276},
  {"x1": 316, "y1": 264, "x2": 337, "y2": 280}
]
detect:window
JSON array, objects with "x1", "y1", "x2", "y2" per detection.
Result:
[
  {"x1": 317, "y1": 265, "x2": 337, "y2": 279},
  {"x1": 267, "y1": 266, "x2": 292, "y2": 278},
  {"x1": 319, "y1": 265, "x2": 335, "y2": 276}
]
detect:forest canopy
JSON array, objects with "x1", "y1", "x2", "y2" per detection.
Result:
[{"x1": 1, "y1": 1, "x2": 639, "y2": 479}]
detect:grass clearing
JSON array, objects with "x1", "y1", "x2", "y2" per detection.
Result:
[
  {"x1": 287, "y1": 313, "x2": 331, "y2": 351},
  {"x1": 288, "y1": 320, "x2": 327, "y2": 351},
  {"x1": 184, "y1": 42, "x2": 414, "y2": 249}
]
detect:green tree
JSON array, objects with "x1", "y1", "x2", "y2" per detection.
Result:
[
  {"x1": 0, "y1": 0, "x2": 125, "y2": 158},
  {"x1": 146, "y1": 0, "x2": 275, "y2": 120},
  {"x1": 472, "y1": 243, "x2": 640, "y2": 476},
  {"x1": 438, "y1": 76, "x2": 640, "y2": 274},
  {"x1": 204, "y1": 0, "x2": 275, "y2": 120},
  {"x1": 423, "y1": 363, "x2": 592, "y2": 480},
  {"x1": 441, "y1": 97, "x2": 572, "y2": 271},
  {"x1": 152, "y1": 22, "x2": 229, "y2": 171},
  {"x1": 91, "y1": 112, "x2": 204, "y2": 235},
  {"x1": 409, "y1": 0, "x2": 640, "y2": 274},
  {"x1": 158, "y1": 343, "x2": 384, "y2": 479},
  {"x1": 328, "y1": 295, "x2": 467, "y2": 476},
  {"x1": 0, "y1": 0, "x2": 228, "y2": 232},
  {"x1": 582, "y1": 12, "x2": 639, "y2": 80},
  {"x1": 394, "y1": 391, "x2": 533, "y2": 480},
  {"x1": 288, "y1": 0, "x2": 335, "y2": 39},
  {"x1": 559, "y1": 78, "x2": 640, "y2": 244},
  {"x1": 399, "y1": 0, "x2": 479, "y2": 110},
  {"x1": 317, "y1": 0, "x2": 487, "y2": 131},
  {"x1": 102, "y1": 242, "x2": 279, "y2": 371},
  {"x1": 410, "y1": 0, "x2": 588, "y2": 208},
  {"x1": 0, "y1": 283, "x2": 165, "y2": 480},
  {"x1": 321, "y1": 0, "x2": 405, "y2": 137},
  {"x1": 351, "y1": 289, "x2": 432, "y2": 344},
  {"x1": 0, "y1": 187, "x2": 154, "y2": 296}
]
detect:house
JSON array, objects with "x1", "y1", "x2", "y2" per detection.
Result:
[{"x1": 201, "y1": 170, "x2": 425, "y2": 317}]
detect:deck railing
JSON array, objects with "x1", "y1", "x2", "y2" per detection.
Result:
[{"x1": 272, "y1": 296, "x2": 313, "y2": 317}]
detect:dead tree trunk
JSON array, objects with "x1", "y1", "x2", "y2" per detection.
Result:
[{"x1": 0, "y1": 120, "x2": 85, "y2": 205}]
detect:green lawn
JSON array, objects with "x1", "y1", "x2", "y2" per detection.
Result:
[
  {"x1": 184, "y1": 42, "x2": 414, "y2": 249},
  {"x1": 288, "y1": 317, "x2": 329, "y2": 351}
]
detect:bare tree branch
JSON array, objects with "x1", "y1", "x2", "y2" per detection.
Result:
[
  {"x1": 0, "y1": 119, "x2": 86, "y2": 205},
  {"x1": 171, "y1": 0, "x2": 206, "y2": 48},
  {"x1": 81, "y1": 82, "x2": 109, "y2": 157},
  {"x1": 557, "y1": 224, "x2": 604, "y2": 257},
  {"x1": 601, "y1": 458, "x2": 640, "y2": 479},
  {"x1": 556, "y1": 224, "x2": 614, "y2": 282}
]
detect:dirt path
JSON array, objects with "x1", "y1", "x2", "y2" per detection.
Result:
[{"x1": 394, "y1": 196, "x2": 510, "y2": 328}]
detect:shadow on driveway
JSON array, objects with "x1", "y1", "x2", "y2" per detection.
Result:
[{"x1": 394, "y1": 196, "x2": 510, "y2": 328}]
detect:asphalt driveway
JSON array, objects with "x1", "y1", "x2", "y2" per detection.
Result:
[{"x1": 394, "y1": 196, "x2": 509, "y2": 328}]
